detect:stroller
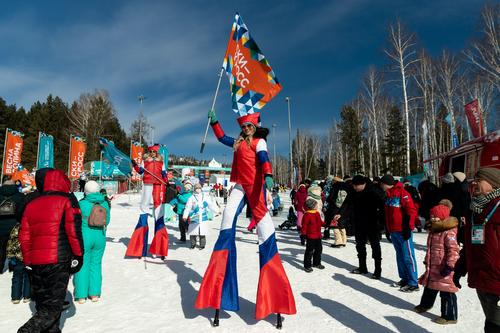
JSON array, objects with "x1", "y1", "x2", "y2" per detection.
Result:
[{"x1": 278, "y1": 206, "x2": 297, "y2": 230}]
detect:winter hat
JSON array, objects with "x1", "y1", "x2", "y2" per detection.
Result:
[
  {"x1": 84, "y1": 180, "x2": 100, "y2": 194},
  {"x1": 305, "y1": 198, "x2": 318, "y2": 210},
  {"x1": 147, "y1": 144, "x2": 160, "y2": 152},
  {"x1": 352, "y1": 175, "x2": 367, "y2": 185},
  {"x1": 430, "y1": 204, "x2": 451, "y2": 221},
  {"x1": 183, "y1": 181, "x2": 193, "y2": 191},
  {"x1": 442, "y1": 173, "x2": 455, "y2": 184},
  {"x1": 194, "y1": 183, "x2": 202, "y2": 190},
  {"x1": 237, "y1": 112, "x2": 260, "y2": 127},
  {"x1": 453, "y1": 172, "x2": 466, "y2": 183},
  {"x1": 308, "y1": 185, "x2": 322, "y2": 200},
  {"x1": 333, "y1": 176, "x2": 343, "y2": 183},
  {"x1": 326, "y1": 175, "x2": 334, "y2": 182},
  {"x1": 475, "y1": 167, "x2": 500, "y2": 189},
  {"x1": 380, "y1": 174, "x2": 395, "y2": 186},
  {"x1": 438, "y1": 199, "x2": 453, "y2": 210}
]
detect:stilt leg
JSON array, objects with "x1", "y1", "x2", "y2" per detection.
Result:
[
  {"x1": 213, "y1": 309, "x2": 220, "y2": 327},
  {"x1": 276, "y1": 313, "x2": 282, "y2": 329}
]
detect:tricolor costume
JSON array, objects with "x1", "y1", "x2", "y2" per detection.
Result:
[
  {"x1": 195, "y1": 112, "x2": 296, "y2": 321},
  {"x1": 125, "y1": 145, "x2": 169, "y2": 258}
]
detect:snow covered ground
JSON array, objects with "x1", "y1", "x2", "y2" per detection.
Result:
[{"x1": 1, "y1": 192, "x2": 485, "y2": 332}]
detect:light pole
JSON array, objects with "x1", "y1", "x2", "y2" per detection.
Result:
[
  {"x1": 138, "y1": 95, "x2": 146, "y2": 146},
  {"x1": 285, "y1": 97, "x2": 293, "y2": 188},
  {"x1": 272, "y1": 123, "x2": 277, "y2": 172}
]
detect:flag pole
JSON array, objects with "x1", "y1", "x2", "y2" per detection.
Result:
[
  {"x1": 36, "y1": 132, "x2": 41, "y2": 169},
  {"x1": 1, "y1": 128, "x2": 8, "y2": 183},
  {"x1": 200, "y1": 68, "x2": 224, "y2": 154}
]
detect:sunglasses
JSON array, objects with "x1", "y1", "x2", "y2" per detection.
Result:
[{"x1": 241, "y1": 124, "x2": 254, "y2": 129}]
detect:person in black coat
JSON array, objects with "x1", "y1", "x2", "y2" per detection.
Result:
[
  {"x1": 418, "y1": 180, "x2": 441, "y2": 221},
  {"x1": 324, "y1": 178, "x2": 352, "y2": 246},
  {"x1": 349, "y1": 175, "x2": 385, "y2": 279},
  {"x1": 0, "y1": 179, "x2": 26, "y2": 274}
]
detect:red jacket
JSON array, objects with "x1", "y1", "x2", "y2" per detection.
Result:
[
  {"x1": 301, "y1": 210, "x2": 324, "y2": 239},
  {"x1": 463, "y1": 197, "x2": 500, "y2": 295},
  {"x1": 134, "y1": 157, "x2": 165, "y2": 184},
  {"x1": 384, "y1": 182, "x2": 417, "y2": 233},
  {"x1": 418, "y1": 217, "x2": 460, "y2": 293},
  {"x1": 293, "y1": 185, "x2": 308, "y2": 213},
  {"x1": 19, "y1": 169, "x2": 84, "y2": 266}
]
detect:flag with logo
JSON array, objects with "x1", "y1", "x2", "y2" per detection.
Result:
[
  {"x1": 68, "y1": 135, "x2": 87, "y2": 180},
  {"x1": 130, "y1": 141, "x2": 143, "y2": 182},
  {"x1": 464, "y1": 99, "x2": 484, "y2": 138},
  {"x1": 159, "y1": 144, "x2": 169, "y2": 170},
  {"x1": 2, "y1": 129, "x2": 24, "y2": 176},
  {"x1": 223, "y1": 13, "x2": 282, "y2": 116},
  {"x1": 100, "y1": 138, "x2": 132, "y2": 176},
  {"x1": 37, "y1": 132, "x2": 54, "y2": 169}
]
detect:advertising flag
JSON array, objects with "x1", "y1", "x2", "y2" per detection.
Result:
[
  {"x1": 223, "y1": 13, "x2": 282, "y2": 116},
  {"x1": 37, "y1": 132, "x2": 54, "y2": 169},
  {"x1": 159, "y1": 144, "x2": 169, "y2": 170},
  {"x1": 100, "y1": 138, "x2": 132, "y2": 176},
  {"x1": 11, "y1": 167, "x2": 35, "y2": 188},
  {"x1": 68, "y1": 135, "x2": 87, "y2": 180},
  {"x1": 2, "y1": 129, "x2": 24, "y2": 176},
  {"x1": 464, "y1": 99, "x2": 484, "y2": 138},
  {"x1": 130, "y1": 141, "x2": 143, "y2": 182}
]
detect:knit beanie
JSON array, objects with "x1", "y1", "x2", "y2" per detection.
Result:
[
  {"x1": 442, "y1": 173, "x2": 455, "y2": 184},
  {"x1": 305, "y1": 198, "x2": 318, "y2": 210},
  {"x1": 352, "y1": 175, "x2": 367, "y2": 185},
  {"x1": 453, "y1": 172, "x2": 466, "y2": 183},
  {"x1": 380, "y1": 174, "x2": 395, "y2": 186},
  {"x1": 438, "y1": 199, "x2": 453, "y2": 210},
  {"x1": 430, "y1": 204, "x2": 451, "y2": 221},
  {"x1": 308, "y1": 185, "x2": 322, "y2": 200},
  {"x1": 84, "y1": 180, "x2": 100, "y2": 194},
  {"x1": 333, "y1": 176, "x2": 343, "y2": 183},
  {"x1": 475, "y1": 167, "x2": 500, "y2": 189}
]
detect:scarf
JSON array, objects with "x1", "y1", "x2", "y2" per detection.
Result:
[{"x1": 470, "y1": 188, "x2": 500, "y2": 214}]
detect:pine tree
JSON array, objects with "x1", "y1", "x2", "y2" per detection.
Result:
[
  {"x1": 384, "y1": 106, "x2": 407, "y2": 175},
  {"x1": 339, "y1": 105, "x2": 363, "y2": 175}
]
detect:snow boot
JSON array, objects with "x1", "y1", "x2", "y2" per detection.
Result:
[
  {"x1": 351, "y1": 258, "x2": 368, "y2": 274},
  {"x1": 372, "y1": 259, "x2": 382, "y2": 279}
]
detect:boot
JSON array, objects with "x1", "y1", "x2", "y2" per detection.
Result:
[
  {"x1": 351, "y1": 258, "x2": 368, "y2": 274},
  {"x1": 372, "y1": 259, "x2": 382, "y2": 279}
]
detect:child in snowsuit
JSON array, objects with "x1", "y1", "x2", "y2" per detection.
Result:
[
  {"x1": 415, "y1": 200, "x2": 459, "y2": 325},
  {"x1": 169, "y1": 181, "x2": 193, "y2": 243},
  {"x1": 6, "y1": 223, "x2": 31, "y2": 304},
  {"x1": 301, "y1": 199, "x2": 325, "y2": 272}
]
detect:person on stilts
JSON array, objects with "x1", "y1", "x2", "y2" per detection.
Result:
[
  {"x1": 125, "y1": 144, "x2": 169, "y2": 259},
  {"x1": 195, "y1": 109, "x2": 296, "y2": 326}
]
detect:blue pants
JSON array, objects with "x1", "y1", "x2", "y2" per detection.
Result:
[
  {"x1": 391, "y1": 232, "x2": 418, "y2": 287},
  {"x1": 10, "y1": 259, "x2": 31, "y2": 301}
]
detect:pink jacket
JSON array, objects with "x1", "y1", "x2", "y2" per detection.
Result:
[{"x1": 418, "y1": 217, "x2": 460, "y2": 293}]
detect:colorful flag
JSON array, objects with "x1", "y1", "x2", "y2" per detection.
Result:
[
  {"x1": 2, "y1": 129, "x2": 24, "y2": 176},
  {"x1": 100, "y1": 138, "x2": 132, "y2": 176},
  {"x1": 37, "y1": 132, "x2": 54, "y2": 169},
  {"x1": 11, "y1": 167, "x2": 35, "y2": 187},
  {"x1": 223, "y1": 13, "x2": 282, "y2": 116},
  {"x1": 68, "y1": 135, "x2": 87, "y2": 180},
  {"x1": 130, "y1": 141, "x2": 143, "y2": 182},
  {"x1": 464, "y1": 99, "x2": 484, "y2": 138},
  {"x1": 444, "y1": 113, "x2": 459, "y2": 149}
]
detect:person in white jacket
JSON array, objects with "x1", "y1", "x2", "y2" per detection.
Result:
[{"x1": 183, "y1": 183, "x2": 219, "y2": 249}]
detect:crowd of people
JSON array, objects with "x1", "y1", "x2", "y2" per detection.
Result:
[
  {"x1": 0, "y1": 149, "x2": 499, "y2": 331},
  {"x1": 287, "y1": 169, "x2": 500, "y2": 330}
]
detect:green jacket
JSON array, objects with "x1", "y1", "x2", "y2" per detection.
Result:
[
  {"x1": 0, "y1": 184, "x2": 26, "y2": 236},
  {"x1": 169, "y1": 191, "x2": 192, "y2": 215},
  {"x1": 79, "y1": 192, "x2": 111, "y2": 229}
]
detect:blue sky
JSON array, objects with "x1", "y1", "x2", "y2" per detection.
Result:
[{"x1": 0, "y1": 0, "x2": 488, "y2": 162}]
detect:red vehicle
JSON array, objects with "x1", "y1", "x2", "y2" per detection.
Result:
[{"x1": 439, "y1": 130, "x2": 500, "y2": 180}]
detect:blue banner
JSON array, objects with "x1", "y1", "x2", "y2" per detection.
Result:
[
  {"x1": 159, "y1": 144, "x2": 169, "y2": 170},
  {"x1": 37, "y1": 132, "x2": 54, "y2": 169},
  {"x1": 99, "y1": 138, "x2": 132, "y2": 176}
]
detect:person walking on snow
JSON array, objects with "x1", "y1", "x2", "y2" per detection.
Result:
[
  {"x1": 126, "y1": 144, "x2": 169, "y2": 259},
  {"x1": 73, "y1": 181, "x2": 111, "y2": 304},
  {"x1": 381, "y1": 174, "x2": 419, "y2": 292},
  {"x1": 182, "y1": 183, "x2": 218, "y2": 249},
  {"x1": 169, "y1": 181, "x2": 193, "y2": 243},
  {"x1": 414, "y1": 200, "x2": 459, "y2": 325},
  {"x1": 195, "y1": 109, "x2": 296, "y2": 322}
]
